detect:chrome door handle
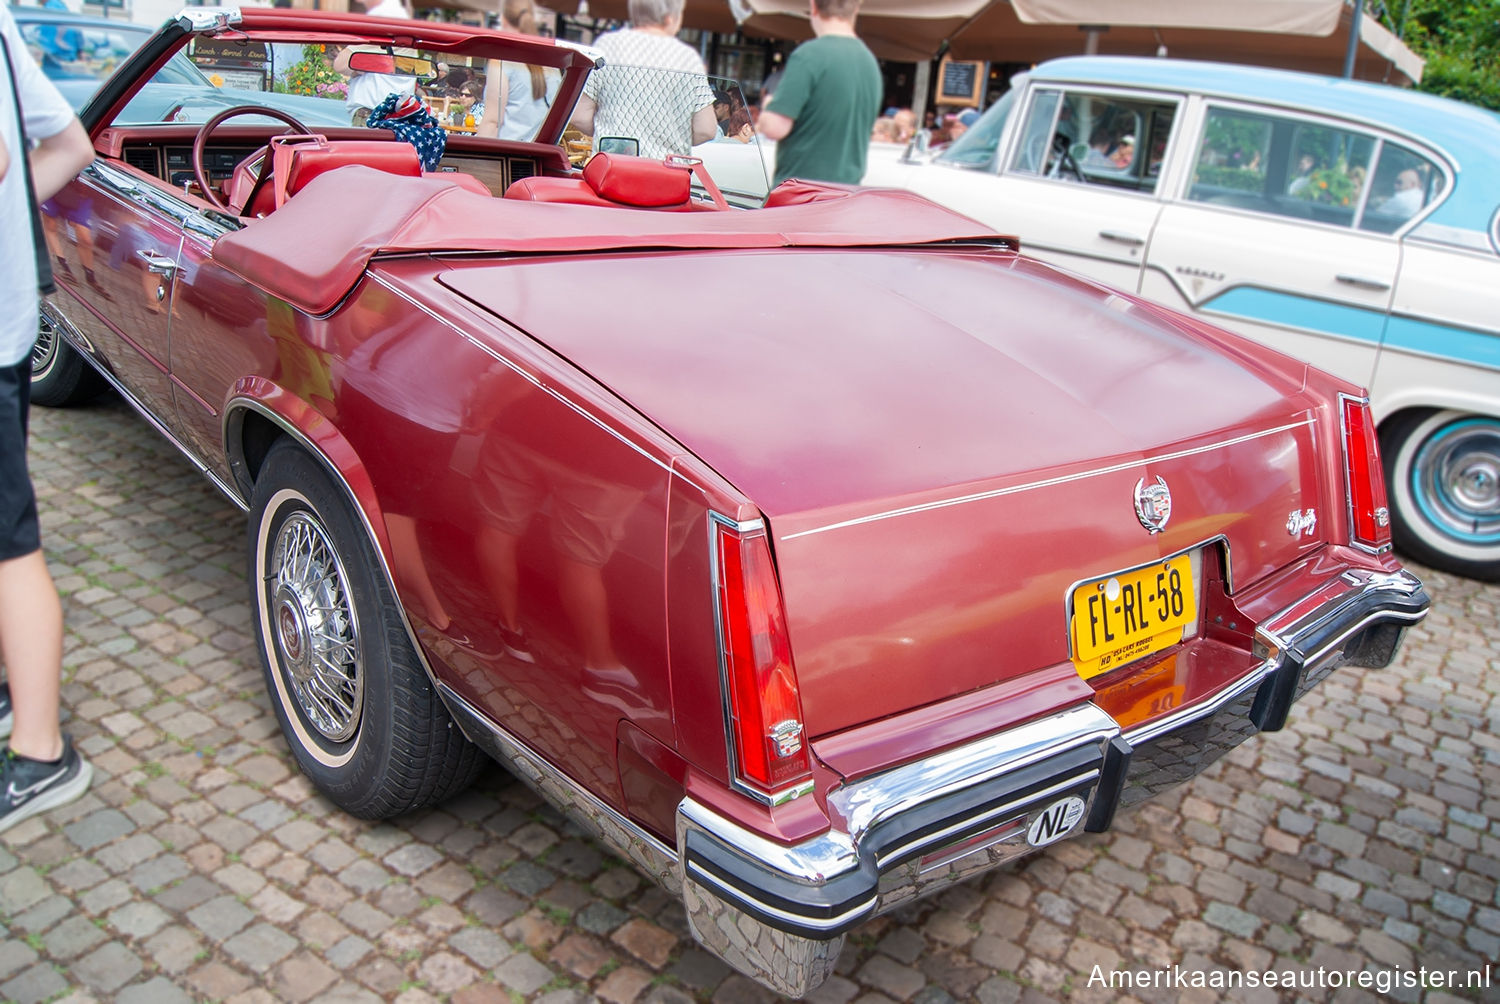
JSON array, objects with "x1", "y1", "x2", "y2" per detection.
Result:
[
  {"x1": 1098, "y1": 230, "x2": 1145, "y2": 246},
  {"x1": 1335, "y1": 273, "x2": 1391, "y2": 292},
  {"x1": 135, "y1": 250, "x2": 179, "y2": 277}
]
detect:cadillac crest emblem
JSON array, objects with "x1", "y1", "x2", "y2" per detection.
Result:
[{"x1": 1134, "y1": 476, "x2": 1172, "y2": 534}]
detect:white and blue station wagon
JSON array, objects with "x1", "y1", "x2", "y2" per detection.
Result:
[{"x1": 866, "y1": 56, "x2": 1500, "y2": 581}]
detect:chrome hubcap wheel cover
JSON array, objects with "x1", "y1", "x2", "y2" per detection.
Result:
[
  {"x1": 1415, "y1": 420, "x2": 1500, "y2": 545},
  {"x1": 268, "y1": 512, "x2": 362, "y2": 742}
]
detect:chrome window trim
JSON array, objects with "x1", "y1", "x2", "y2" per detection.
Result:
[
  {"x1": 45, "y1": 303, "x2": 244, "y2": 511},
  {"x1": 1027, "y1": 69, "x2": 1463, "y2": 205},
  {"x1": 88, "y1": 160, "x2": 200, "y2": 230},
  {"x1": 1183, "y1": 97, "x2": 1454, "y2": 238},
  {"x1": 1407, "y1": 220, "x2": 1497, "y2": 256},
  {"x1": 1003, "y1": 81, "x2": 1185, "y2": 200},
  {"x1": 176, "y1": 7, "x2": 243, "y2": 32}
]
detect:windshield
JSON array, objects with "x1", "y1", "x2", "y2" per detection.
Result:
[
  {"x1": 61, "y1": 17, "x2": 773, "y2": 210},
  {"x1": 569, "y1": 66, "x2": 770, "y2": 207},
  {"x1": 937, "y1": 84, "x2": 1019, "y2": 170}
]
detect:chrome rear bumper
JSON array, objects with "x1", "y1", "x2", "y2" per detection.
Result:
[{"x1": 676, "y1": 565, "x2": 1428, "y2": 998}]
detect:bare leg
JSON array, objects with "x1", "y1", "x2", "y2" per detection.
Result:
[
  {"x1": 557, "y1": 557, "x2": 614, "y2": 668},
  {"x1": 385, "y1": 513, "x2": 450, "y2": 631},
  {"x1": 0, "y1": 551, "x2": 64, "y2": 761},
  {"x1": 476, "y1": 526, "x2": 521, "y2": 631}
]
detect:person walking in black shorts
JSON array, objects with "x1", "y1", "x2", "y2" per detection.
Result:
[{"x1": 1, "y1": 4, "x2": 99, "y2": 833}]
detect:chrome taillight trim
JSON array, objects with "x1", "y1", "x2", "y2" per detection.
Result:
[
  {"x1": 707, "y1": 510, "x2": 812, "y2": 808},
  {"x1": 1338, "y1": 393, "x2": 1393, "y2": 555}
]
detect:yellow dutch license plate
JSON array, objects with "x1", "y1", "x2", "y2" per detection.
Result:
[{"x1": 1071, "y1": 553, "x2": 1198, "y2": 681}]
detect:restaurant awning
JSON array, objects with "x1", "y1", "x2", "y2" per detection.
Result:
[{"x1": 541, "y1": 0, "x2": 1422, "y2": 84}]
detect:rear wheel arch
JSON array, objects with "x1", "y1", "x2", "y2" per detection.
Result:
[
  {"x1": 244, "y1": 432, "x2": 484, "y2": 816},
  {"x1": 224, "y1": 394, "x2": 392, "y2": 558}
]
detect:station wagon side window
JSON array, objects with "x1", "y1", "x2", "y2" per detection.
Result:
[
  {"x1": 1007, "y1": 87, "x2": 1176, "y2": 195},
  {"x1": 1359, "y1": 142, "x2": 1446, "y2": 234},
  {"x1": 1188, "y1": 105, "x2": 1443, "y2": 234}
]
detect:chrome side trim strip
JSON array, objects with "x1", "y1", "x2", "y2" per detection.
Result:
[
  {"x1": 46, "y1": 305, "x2": 246, "y2": 512},
  {"x1": 780, "y1": 419, "x2": 1316, "y2": 541},
  {"x1": 438, "y1": 683, "x2": 681, "y2": 888}
]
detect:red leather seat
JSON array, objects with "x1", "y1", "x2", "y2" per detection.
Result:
[{"x1": 277, "y1": 138, "x2": 422, "y2": 206}]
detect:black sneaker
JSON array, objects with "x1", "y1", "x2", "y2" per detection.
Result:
[
  {"x1": 0, "y1": 683, "x2": 10, "y2": 740},
  {"x1": 0, "y1": 737, "x2": 93, "y2": 835},
  {"x1": 497, "y1": 626, "x2": 537, "y2": 665}
]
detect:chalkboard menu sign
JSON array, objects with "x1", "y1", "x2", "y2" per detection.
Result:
[{"x1": 937, "y1": 57, "x2": 984, "y2": 106}]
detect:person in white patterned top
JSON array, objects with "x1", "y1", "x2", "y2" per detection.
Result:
[{"x1": 567, "y1": 0, "x2": 716, "y2": 159}]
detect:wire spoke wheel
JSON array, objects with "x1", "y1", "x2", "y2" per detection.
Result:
[
  {"x1": 268, "y1": 512, "x2": 363, "y2": 743},
  {"x1": 31, "y1": 316, "x2": 58, "y2": 378},
  {"x1": 249, "y1": 439, "x2": 482, "y2": 818}
]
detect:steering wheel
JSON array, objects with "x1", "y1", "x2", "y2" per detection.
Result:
[
  {"x1": 1046, "y1": 133, "x2": 1084, "y2": 182},
  {"x1": 192, "y1": 105, "x2": 312, "y2": 214}
]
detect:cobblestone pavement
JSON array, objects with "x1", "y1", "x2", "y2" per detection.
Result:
[{"x1": 2, "y1": 394, "x2": 1497, "y2": 1004}]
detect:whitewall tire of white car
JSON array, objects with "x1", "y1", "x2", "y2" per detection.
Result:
[{"x1": 1384, "y1": 409, "x2": 1500, "y2": 582}]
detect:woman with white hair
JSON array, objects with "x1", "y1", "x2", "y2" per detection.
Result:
[{"x1": 567, "y1": 0, "x2": 717, "y2": 159}]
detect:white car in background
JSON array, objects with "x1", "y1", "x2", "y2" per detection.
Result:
[{"x1": 865, "y1": 56, "x2": 1500, "y2": 582}]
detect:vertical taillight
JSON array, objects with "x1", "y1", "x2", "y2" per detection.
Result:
[
  {"x1": 1341, "y1": 395, "x2": 1392, "y2": 551},
  {"x1": 713, "y1": 517, "x2": 813, "y2": 799}
]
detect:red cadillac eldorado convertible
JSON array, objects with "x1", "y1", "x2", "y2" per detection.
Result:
[{"x1": 34, "y1": 8, "x2": 1429, "y2": 996}]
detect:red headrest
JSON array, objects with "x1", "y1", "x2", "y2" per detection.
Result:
[
  {"x1": 272, "y1": 136, "x2": 422, "y2": 208},
  {"x1": 582, "y1": 153, "x2": 691, "y2": 207}
]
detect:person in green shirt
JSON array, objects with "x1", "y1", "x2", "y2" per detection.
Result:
[{"x1": 755, "y1": 0, "x2": 881, "y2": 189}]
